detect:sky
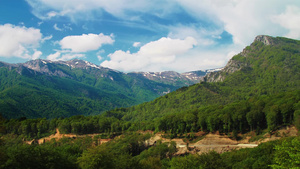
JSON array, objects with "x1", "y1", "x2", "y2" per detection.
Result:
[{"x1": 0, "y1": 0, "x2": 300, "y2": 73}]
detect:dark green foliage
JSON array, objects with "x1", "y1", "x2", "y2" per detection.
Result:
[
  {"x1": 3, "y1": 90, "x2": 299, "y2": 141},
  {"x1": 77, "y1": 133, "x2": 150, "y2": 169},
  {"x1": 0, "y1": 62, "x2": 181, "y2": 119}
]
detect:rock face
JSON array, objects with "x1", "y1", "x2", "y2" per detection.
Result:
[
  {"x1": 254, "y1": 35, "x2": 276, "y2": 45},
  {"x1": 203, "y1": 59, "x2": 247, "y2": 82},
  {"x1": 202, "y1": 35, "x2": 276, "y2": 83}
]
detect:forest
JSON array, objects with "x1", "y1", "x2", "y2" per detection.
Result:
[{"x1": 0, "y1": 36, "x2": 300, "y2": 168}]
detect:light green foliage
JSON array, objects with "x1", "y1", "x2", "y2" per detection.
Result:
[
  {"x1": 272, "y1": 137, "x2": 300, "y2": 169},
  {"x1": 170, "y1": 152, "x2": 226, "y2": 169}
]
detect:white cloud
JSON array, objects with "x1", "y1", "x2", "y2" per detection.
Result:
[
  {"x1": 47, "y1": 52, "x2": 61, "y2": 60},
  {"x1": 133, "y1": 42, "x2": 141, "y2": 47},
  {"x1": 176, "y1": 0, "x2": 300, "y2": 46},
  {"x1": 25, "y1": 0, "x2": 300, "y2": 72},
  {"x1": 97, "y1": 55, "x2": 103, "y2": 61},
  {"x1": 53, "y1": 23, "x2": 73, "y2": 31},
  {"x1": 0, "y1": 24, "x2": 43, "y2": 59},
  {"x1": 101, "y1": 36, "x2": 197, "y2": 72},
  {"x1": 60, "y1": 53, "x2": 85, "y2": 60},
  {"x1": 168, "y1": 25, "x2": 221, "y2": 46},
  {"x1": 97, "y1": 50, "x2": 105, "y2": 61},
  {"x1": 32, "y1": 50, "x2": 43, "y2": 60},
  {"x1": 42, "y1": 35, "x2": 53, "y2": 42},
  {"x1": 47, "y1": 11, "x2": 59, "y2": 18},
  {"x1": 26, "y1": 0, "x2": 300, "y2": 46},
  {"x1": 25, "y1": 0, "x2": 174, "y2": 21},
  {"x1": 53, "y1": 23, "x2": 63, "y2": 31},
  {"x1": 46, "y1": 51, "x2": 85, "y2": 61},
  {"x1": 271, "y1": 5, "x2": 300, "y2": 39},
  {"x1": 59, "y1": 33, "x2": 114, "y2": 53}
]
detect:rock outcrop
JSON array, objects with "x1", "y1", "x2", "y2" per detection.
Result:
[
  {"x1": 202, "y1": 35, "x2": 276, "y2": 83},
  {"x1": 254, "y1": 35, "x2": 276, "y2": 45}
]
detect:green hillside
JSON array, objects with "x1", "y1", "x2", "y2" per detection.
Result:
[
  {"x1": 0, "y1": 60, "x2": 178, "y2": 119},
  {"x1": 119, "y1": 36, "x2": 300, "y2": 122}
]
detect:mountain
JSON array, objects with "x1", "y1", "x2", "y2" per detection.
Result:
[
  {"x1": 0, "y1": 59, "x2": 206, "y2": 119},
  {"x1": 129, "y1": 69, "x2": 221, "y2": 87},
  {"x1": 115, "y1": 35, "x2": 300, "y2": 122},
  {"x1": 129, "y1": 70, "x2": 206, "y2": 87}
]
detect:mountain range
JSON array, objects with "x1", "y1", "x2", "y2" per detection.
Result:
[
  {"x1": 0, "y1": 58, "x2": 208, "y2": 119},
  {"x1": 0, "y1": 35, "x2": 299, "y2": 121}
]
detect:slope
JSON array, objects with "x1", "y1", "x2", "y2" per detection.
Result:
[
  {"x1": 118, "y1": 35, "x2": 300, "y2": 122},
  {"x1": 0, "y1": 60, "x2": 188, "y2": 119}
]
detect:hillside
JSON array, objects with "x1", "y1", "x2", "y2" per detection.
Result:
[
  {"x1": 117, "y1": 35, "x2": 299, "y2": 122},
  {"x1": 0, "y1": 59, "x2": 205, "y2": 119}
]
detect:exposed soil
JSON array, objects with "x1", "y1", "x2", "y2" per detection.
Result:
[
  {"x1": 26, "y1": 126, "x2": 298, "y2": 155},
  {"x1": 25, "y1": 128, "x2": 111, "y2": 145}
]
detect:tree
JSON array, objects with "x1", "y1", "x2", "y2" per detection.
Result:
[
  {"x1": 77, "y1": 146, "x2": 115, "y2": 169},
  {"x1": 272, "y1": 137, "x2": 300, "y2": 169}
]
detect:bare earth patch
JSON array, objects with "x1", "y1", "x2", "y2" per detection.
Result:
[{"x1": 26, "y1": 126, "x2": 298, "y2": 155}]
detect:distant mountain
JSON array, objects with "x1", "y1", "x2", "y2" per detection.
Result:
[
  {"x1": 0, "y1": 59, "x2": 207, "y2": 119},
  {"x1": 128, "y1": 70, "x2": 204, "y2": 87}
]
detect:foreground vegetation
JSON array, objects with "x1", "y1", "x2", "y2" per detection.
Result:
[{"x1": 0, "y1": 131, "x2": 299, "y2": 169}]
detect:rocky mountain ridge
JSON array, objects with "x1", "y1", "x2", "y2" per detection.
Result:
[
  {"x1": 202, "y1": 35, "x2": 277, "y2": 83},
  {"x1": 0, "y1": 59, "x2": 211, "y2": 86}
]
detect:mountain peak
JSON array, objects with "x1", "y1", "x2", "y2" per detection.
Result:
[
  {"x1": 254, "y1": 35, "x2": 276, "y2": 45},
  {"x1": 63, "y1": 59, "x2": 103, "y2": 69}
]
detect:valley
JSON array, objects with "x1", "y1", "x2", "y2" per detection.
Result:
[{"x1": 1, "y1": 35, "x2": 299, "y2": 169}]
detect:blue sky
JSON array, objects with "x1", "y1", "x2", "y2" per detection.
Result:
[{"x1": 0, "y1": 0, "x2": 300, "y2": 72}]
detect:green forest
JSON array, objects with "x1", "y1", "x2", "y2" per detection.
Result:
[
  {"x1": 0, "y1": 36, "x2": 300, "y2": 168},
  {"x1": 0, "y1": 60, "x2": 181, "y2": 119}
]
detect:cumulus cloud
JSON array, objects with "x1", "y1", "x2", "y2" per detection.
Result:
[
  {"x1": 32, "y1": 50, "x2": 43, "y2": 60},
  {"x1": 47, "y1": 33, "x2": 113, "y2": 61},
  {"x1": 0, "y1": 24, "x2": 43, "y2": 59},
  {"x1": 25, "y1": 0, "x2": 300, "y2": 45},
  {"x1": 25, "y1": 0, "x2": 300, "y2": 72},
  {"x1": 59, "y1": 33, "x2": 114, "y2": 53},
  {"x1": 176, "y1": 0, "x2": 300, "y2": 46},
  {"x1": 101, "y1": 36, "x2": 197, "y2": 72}
]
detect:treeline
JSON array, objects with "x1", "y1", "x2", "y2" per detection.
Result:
[
  {"x1": 2, "y1": 90, "x2": 299, "y2": 140},
  {"x1": 157, "y1": 90, "x2": 299, "y2": 137},
  {"x1": 0, "y1": 132, "x2": 299, "y2": 169}
]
